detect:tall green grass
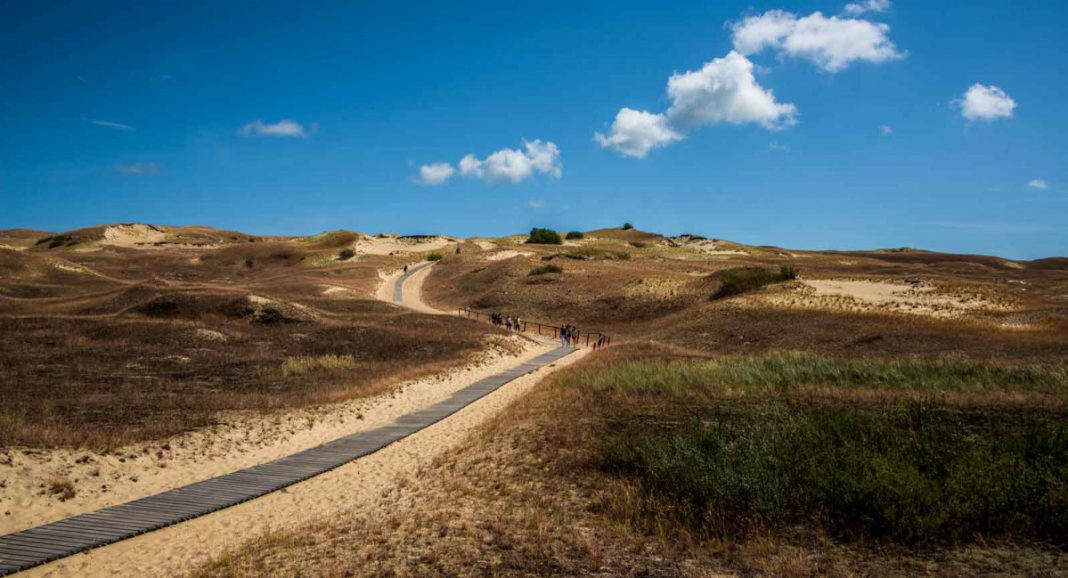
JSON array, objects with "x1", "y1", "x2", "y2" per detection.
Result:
[
  {"x1": 600, "y1": 401, "x2": 1068, "y2": 544},
  {"x1": 558, "y1": 353, "x2": 1068, "y2": 545}
]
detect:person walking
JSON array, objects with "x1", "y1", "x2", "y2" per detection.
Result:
[
  {"x1": 560, "y1": 324, "x2": 569, "y2": 348},
  {"x1": 506, "y1": 316, "x2": 513, "y2": 331},
  {"x1": 403, "y1": 264, "x2": 409, "y2": 274}
]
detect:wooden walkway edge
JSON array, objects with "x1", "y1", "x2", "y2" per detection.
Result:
[{"x1": 0, "y1": 263, "x2": 574, "y2": 575}]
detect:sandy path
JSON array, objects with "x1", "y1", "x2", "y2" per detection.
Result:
[
  {"x1": 375, "y1": 263, "x2": 446, "y2": 315},
  {"x1": 22, "y1": 347, "x2": 584, "y2": 578}
]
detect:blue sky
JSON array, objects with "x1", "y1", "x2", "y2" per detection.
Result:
[{"x1": 1, "y1": 0, "x2": 1065, "y2": 259}]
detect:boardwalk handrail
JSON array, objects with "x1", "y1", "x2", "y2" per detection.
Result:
[{"x1": 457, "y1": 306, "x2": 611, "y2": 349}]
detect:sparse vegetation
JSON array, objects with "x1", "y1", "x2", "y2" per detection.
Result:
[
  {"x1": 565, "y1": 231, "x2": 584, "y2": 240},
  {"x1": 338, "y1": 248, "x2": 356, "y2": 260},
  {"x1": 426, "y1": 252, "x2": 444, "y2": 261},
  {"x1": 622, "y1": 222, "x2": 634, "y2": 230},
  {"x1": 47, "y1": 477, "x2": 76, "y2": 501},
  {"x1": 711, "y1": 265, "x2": 796, "y2": 299},
  {"x1": 279, "y1": 354, "x2": 359, "y2": 377},
  {"x1": 526, "y1": 228, "x2": 563, "y2": 245},
  {"x1": 528, "y1": 264, "x2": 563, "y2": 276}
]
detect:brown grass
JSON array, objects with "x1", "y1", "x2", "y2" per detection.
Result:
[{"x1": 0, "y1": 235, "x2": 495, "y2": 450}]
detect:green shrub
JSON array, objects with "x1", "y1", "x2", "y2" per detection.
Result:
[
  {"x1": 526, "y1": 228, "x2": 563, "y2": 245},
  {"x1": 565, "y1": 231, "x2": 585, "y2": 240},
  {"x1": 529, "y1": 264, "x2": 563, "y2": 276},
  {"x1": 622, "y1": 222, "x2": 635, "y2": 230},
  {"x1": 426, "y1": 252, "x2": 444, "y2": 261},
  {"x1": 712, "y1": 266, "x2": 795, "y2": 299},
  {"x1": 337, "y1": 248, "x2": 356, "y2": 260}
]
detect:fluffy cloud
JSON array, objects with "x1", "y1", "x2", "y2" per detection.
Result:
[
  {"x1": 418, "y1": 140, "x2": 562, "y2": 185},
  {"x1": 843, "y1": 0, "x2": 890, "y2": 16},
  {"x1": 116, "y1": 162, "x2": 160, "y2": 175},
  {"x1": 596, "y1": 51, "x2": 796, "y2": 158},
  {"x1": 958, "y1": 84, "x2": 1016, "y2": 122},
  {"x1": 731, "y1": 10, "x2": 903, "y2": 72},
  {"x1": 594, "y1": 109, "x2": 681, "y2": 158},
  {"x1": 418, "y1": 162, "x2": 456, "y2": 186},
  {"x1": 666, "y1": 51, "x2": 798, "y2": 130},
  {"x1": 1027, "y1": 179, "x2": 1048, "y2": 190},
  {"x1": 238, "y1": 119, "x2": 316, "y2": 138},
  {"x1": 879, "y1": 124, "x2": 893, "y2": 136},
  {"x1": 90, "y1": 119, "x2": 135, "y2": 131}
]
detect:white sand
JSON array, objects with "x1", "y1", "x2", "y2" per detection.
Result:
[
  {"x1": 762, "y1": 278, "x2": 1016, "y2": 319},
  {"x1": 353, "y1": 236, "x2": 453, "y2": 256},
  {"x1": 101, "y1": 224, "x2": 167, "y2": 247},
  {"x1": 485, "y1": 250, "x2": 533, "y2": 261}
]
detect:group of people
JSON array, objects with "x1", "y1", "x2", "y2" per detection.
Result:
[
  {"x1": 485, "y1": 311, "x2": 607, "y2": 350},
  {"x1": 490, "y1": 312, "x2": 525, "y2": 332},
  {"x1": 560, "y1": 324, "x2": 580, "y2": 348}
]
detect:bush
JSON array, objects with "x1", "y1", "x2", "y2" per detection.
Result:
[
  {"x1": 426, "y1": 252, "x2": 444, "y2": 261},
  {"x1": 526, "y1": 228, "x2": 563, "y2": 245},
  {"x1": 622, "y1": 222, "x2": 635, "y2": 230},
  {"x1": 338, "y1": 248, "x2": 356, "y2": 260},
  {"x1": 529, "y1": 264, "x2": 563, "y2": 276},
  {"x1": 565, "y1": 231, "x2": 585, "y2": 240},
  {"x1": 712, "y1": 266, "x2": 795, "y2": 299}
]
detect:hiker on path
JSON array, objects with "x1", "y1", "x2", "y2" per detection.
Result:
[
  {"x1": 560, "y1": 325, "x2": 569, "y2": 348},
  {"x1": 506, "y1": 316, "x2": 513, "y2": 331},
  {"x1": 403, "y1": 264, "x2": 409, "y2": 274}
]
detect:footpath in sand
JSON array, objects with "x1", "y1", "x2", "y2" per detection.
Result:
[{"x1": 15, "y1": 262, "x2": 583, "y2": 577}]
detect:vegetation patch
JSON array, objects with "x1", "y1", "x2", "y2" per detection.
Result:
[
  {"x1": 622, "y1": 222, "x2": 635, "y2": 230},
  {"x1": 526, "y1": 228, "x2": 563, "y2": 245},
  {"x1": 711, "y1": 266, "x2": 797, "y2": 299},
  {"x1": 279, "y1": 354, "x2": 359, "y2": 377},
  {"x1": 425, "y1": 252, "x2": 444, "y2": 261},
  {"x1": 548, "y1": 350, "x2": 1068, "y2": 548},
  {"x1": 337, "y1": 248, "x2": 356, "y2": 260},
  {"x1": 565, "y1": 231, "x2": 585, "y2": 240},
  {"x1": 529, "y1": 264, "x2": 563, "y2": 276}
]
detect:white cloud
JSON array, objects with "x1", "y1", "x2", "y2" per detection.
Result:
[
  {"x1": 731, "y1": 10, "x2": 904, "y2": 73},
  {"x1": 879, "y1": 124, "x2": 893, "y2": 136},
  {"x1": 417, "y1": 162, "x2": 456, "y2": 185},
  {"x1": 666, "y1": 51, "x2": 798, "y2": 130},
  {"x1": 595, "y1": 109, "x2": 682, "y2": 158},
  {"x1": 596, "y1": 51, "x2": 796, "y2": 158},
  {"x1": 458, "y1": 140, "x2": 562, "y2": 183},
  {"x1": 843, "y1": 0, "x2": 891, "y2": 16},
  {"x1": 116, "y1": 162, "x2": 160, "y2": 175},
  {"x1": 90, "y1": 119, "x2": 135, "y2": 131},
  {"x1": 958, "y1": 84, "x2": 1016, "y2": 122},
  {"x1": 420, "y1": 140, "x2": 562, "y2": 185},
  {"x1": 1027, "y1": 179, "x2": 1048, "y2": 190},
  {"x1": 768, "y1": 140, "x2": 789, "y2": 152},
  {"x1": 238, "y1": 119, "x2": 316, "y2": 138},
  {"x1": 528, "y1": 199, "x2": 545, "y2": 209}
]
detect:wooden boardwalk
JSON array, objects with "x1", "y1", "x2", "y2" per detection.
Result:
[{"x1": 0, "y1": 264, "x2": 574, "y2": 575}]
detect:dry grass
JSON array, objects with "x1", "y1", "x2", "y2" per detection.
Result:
[
  {"x1": 278, "y1": 354, "x2": 359, "y2": 377},
  {"x1": 0, "y1": 236, "x2": 495, "y2": 450}
]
